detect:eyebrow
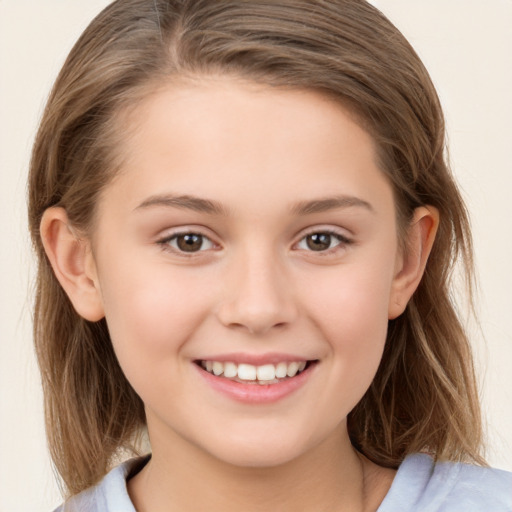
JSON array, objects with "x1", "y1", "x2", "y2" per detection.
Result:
[
  {"x1": 135, "y1": 194, "x2": 228, "y2": 215},
  {"x1": 291, "y1": 195, "x2": 374, "y2": 215},
  {"x1": 134, "y1": 193, "x2": 374, "y2": 216}
]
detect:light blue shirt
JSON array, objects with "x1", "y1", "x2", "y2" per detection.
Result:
[{"x1": 54, "y1": 453, "x2": 512, "y2": 511}]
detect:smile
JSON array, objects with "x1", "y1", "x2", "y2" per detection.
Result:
[
  {"x1": 194, "y1": 357, "x2": 318, "y2": 403},
  {"x1": 198, "y1": 360, "x2": 309, "y2": 384}
]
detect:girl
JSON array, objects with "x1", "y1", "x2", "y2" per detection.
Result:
[{"x1": 28, "y1": 1, "x2": 511, "y2": 510}]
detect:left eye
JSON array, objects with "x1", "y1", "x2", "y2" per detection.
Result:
[
  {"x1": 164, "y1": 233, "x2": 215, "y2": 253},
  {"x1": 296, "y1": 232, "x2": 347, "y2": 252}
]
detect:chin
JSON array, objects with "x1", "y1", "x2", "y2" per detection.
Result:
[
  {"x1": 201, "y1": 429, "x2": 319, "y2": 469},
  {"x1": 214, "y1": 447, "x2": 302, "y2": 469}
]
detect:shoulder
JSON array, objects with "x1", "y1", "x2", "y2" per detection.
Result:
[
  {"x1": 52, "y1": 456, "x2": 149, "y2": 512},
  {"x1": 379, "y1": 453, "x2": 512, "y2": 512}
]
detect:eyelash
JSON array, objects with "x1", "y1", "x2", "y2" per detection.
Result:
[
  {"x1": 156, "y1": 228, "x2": 353, "y2": 256},
  {"x1": 294, "y1": 229, "x2": 353, "y2": 256},
  {"x1": 157, "y1": 231, "x2": 217, "y2": 255}
]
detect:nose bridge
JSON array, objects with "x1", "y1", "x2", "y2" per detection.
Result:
[{"x1": 217, "y1": 242, "x2": 296, "y2": 334}]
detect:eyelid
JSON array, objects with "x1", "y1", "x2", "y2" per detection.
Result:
[
  {"x1": 293, "y1": 226, "x2": 353, "y2": 253},
  {"x1": 296, "y1": 225, "x2": 353, "y2": 242},
  {"x1": 156, "y1": 226, "x2": 221, "y2": 255}
]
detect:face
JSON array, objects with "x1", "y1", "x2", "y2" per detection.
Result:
[{"x1": 87, "y1": 79, "x2": 403, "y2": 468}]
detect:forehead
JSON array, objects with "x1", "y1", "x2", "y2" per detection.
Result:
[{"x1": 100, "y1": 77, "x2": 394, "y2": 220}]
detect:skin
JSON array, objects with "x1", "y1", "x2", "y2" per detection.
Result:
[{"x1": 41, "y1": 78, "x2": 438, "y2": 511}]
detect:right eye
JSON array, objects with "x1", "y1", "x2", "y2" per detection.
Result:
[{"x1": 159, "y1": 232, "x2": 215, "y2": 253}]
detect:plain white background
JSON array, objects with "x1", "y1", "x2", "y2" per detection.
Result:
[{"x1": 0, "y1": 1, "x2": 511, "y2": 510}]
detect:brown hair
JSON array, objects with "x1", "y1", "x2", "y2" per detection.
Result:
[{"x1": 28, "y1": 0, "x2": 484, "y2": 497}]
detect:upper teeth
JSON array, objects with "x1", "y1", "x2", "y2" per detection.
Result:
[{"x1": 202, "y1": 360, "x2": 307, "y2": 382}]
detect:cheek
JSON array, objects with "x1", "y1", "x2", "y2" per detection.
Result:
[
  {"x1": 301, "y1": 261, "x2": 394, "y2": 374},
  {"x1": 98, "y1": 272, "x2": 212, "y2": 413},
  {"x1": 305, "y1": 260, "x2": 393, "y2": 329},
  {"x1": 98, "y1": 263, "x2": 213, "y2": 367}
]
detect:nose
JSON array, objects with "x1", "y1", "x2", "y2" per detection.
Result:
[{"x1": 216, "y1": 250, "x2": 298, "y2": 335}]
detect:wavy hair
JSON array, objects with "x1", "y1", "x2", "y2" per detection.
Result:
[{"x1": 28, "y1": 0, "x2": 483, "y2": 497}]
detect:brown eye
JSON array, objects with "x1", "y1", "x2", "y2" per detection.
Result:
[
  {"x1": 297, "y1": 231, "x2": 349, "y2": 252},
  {"x1": 164, "y1": 233, "x2": 214, "y2": 253},
  {"x1": 176, "y1": 234, "x2": 203, "y2": 252},
  {"x1": 306, "y1": 233, "x2": 334, "y2": 251}
]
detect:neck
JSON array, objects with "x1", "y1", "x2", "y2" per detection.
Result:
[{"x1": 128, "y1": 423, "x2": 392, "y2": 512}]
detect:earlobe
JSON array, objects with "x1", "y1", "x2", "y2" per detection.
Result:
[
  {"x1": 388, "y1": 206, "x2": 439, "y2": 319},
  {"x1": 40, "y1": 207, "x2": 105, "y2": 322}
]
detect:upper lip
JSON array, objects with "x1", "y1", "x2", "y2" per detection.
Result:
[{"x1": 194, "y1": 352, "x2": 316, "y2": 366}]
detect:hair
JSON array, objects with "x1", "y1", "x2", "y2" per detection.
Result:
[{"x1": 28, "y1": 0, "x2": 484, "y2": 497}]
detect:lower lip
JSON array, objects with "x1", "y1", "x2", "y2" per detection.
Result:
[{"x1": 194, "y1": 363, "x2": 316, "y2": 404}]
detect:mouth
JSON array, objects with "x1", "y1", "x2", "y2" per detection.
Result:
[{"x1": 194, "y1": 359, "x2": 316, "y2": 385}]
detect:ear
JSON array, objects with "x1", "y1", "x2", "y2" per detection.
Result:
[
  {"x1": 40, "y1": 207, "x2": 105, "y2": 322},
  {"x1": 388, "y1": 206, "x2": 439, "y2": 319}
]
